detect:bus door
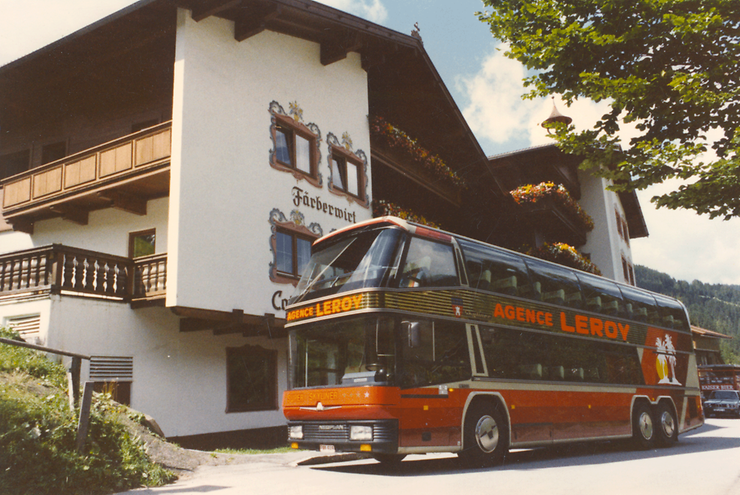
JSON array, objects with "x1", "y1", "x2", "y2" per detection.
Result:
[{"x1": 396, "y1": 319, "x2": 470, "y2": 449}]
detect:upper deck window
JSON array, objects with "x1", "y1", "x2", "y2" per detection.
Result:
[
  {"x1": 458, "y1": 239, "x2": 530, "y2": 296},
  {"x1": 524, "y1": 258, "x2": 582, "y2": 308},
  {"x1": 576, "y1": 271, "x2": 624, "y2": 317},
  {"x1": 292, "y1": 228, "x2": 402, "y2": 303}
]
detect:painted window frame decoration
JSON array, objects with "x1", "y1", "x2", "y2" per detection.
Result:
[
  {"x1": 269, "y1": 208, "x2": 322, "y2": 286},
  {"x1": 327, "y1": 132, "x2": 369, "y2": 208},
  {"x1": 269, "y1": 101, "x2": 322, "y2": 188},
  {"x1": 226, "y1": 345, "x2": 278, "y2": 413}
]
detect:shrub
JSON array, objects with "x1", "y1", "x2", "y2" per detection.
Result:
[{"x1": 0, "y1": 328, "x2": 175, "y2": 495}]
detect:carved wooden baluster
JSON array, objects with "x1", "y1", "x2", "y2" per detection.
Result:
[
  {"x1": 82, "y1": 256, "x2": 93, "y2": 292},
  {"x1": 141, "y1": 263, "x2": 151, "y2": 296},
  {"x1": 38, "y1": 253, "x2": 48, "y2": 286},
  {"x1": 101, "y1": 262, "x2": 112, "y2": 295},
  {"x1": 28, "y1": 255, "x2": 38, "y2": 288},
  {"x1": 160, "y1": 259, "x2": 167, "y2": 292},
  {"x1": 62, "y1": 253, "x2": 76, "y2": 289},
  {"x1": 150, "y1": 261, "x2": 159, "y2": 294},
  {"x1": 117, "y1": 263, "x2": 129, "y2": 297},
  {"x1": 10, "y1": 258, "x2": 23, "y2": 290},
  {"x1": 0, "y1": 259, "x2": 7, "y2": 291}
]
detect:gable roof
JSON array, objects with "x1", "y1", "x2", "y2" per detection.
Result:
[{"x1": 0, "y1": 0, "x2": 500, "y2": 199}]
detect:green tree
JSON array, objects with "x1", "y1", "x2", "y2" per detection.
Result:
[{"x1": 478, "y1": 0, "x2": 740, "y2": 219}]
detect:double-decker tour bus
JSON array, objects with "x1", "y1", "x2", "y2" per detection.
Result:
[{"x1": 282, "y1": 217, "x2": 704, "y2": 464}]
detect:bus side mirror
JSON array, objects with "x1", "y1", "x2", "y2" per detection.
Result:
[{"x1": 405, "y1": 321, "x2": 421, "y2": 348}]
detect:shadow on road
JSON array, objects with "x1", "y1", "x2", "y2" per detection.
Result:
[{"x1": 311, "y1": 420, "x2": 740, "y2": 477}]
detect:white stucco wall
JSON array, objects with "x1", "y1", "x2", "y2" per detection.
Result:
[
  {"x1": 168, "y1": 10, "x2": 371, "y2": 316},
  {"x1": 578, "y1": 170, "x2": 634, "y2": 284},
  {"x1": 22, "y1": 198, "x2": 169, "y2": 257},
  {"x1": 0, "y1": 295, "x2": 288, "y2": 437}
]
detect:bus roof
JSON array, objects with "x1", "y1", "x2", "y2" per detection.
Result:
[{"x1": 315, "y1": 216, "x2": 685, "y2": 311}]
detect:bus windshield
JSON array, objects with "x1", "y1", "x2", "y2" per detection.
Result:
[
  {"x1": 290, "y1": 316, "x2": 397, "y2": 388},
  {"x1": 292, "y1": 227, "x2": 402, "y2": 303},
  {"x1": 289, "y1": 315, "x2": 471, "y2": 389}
]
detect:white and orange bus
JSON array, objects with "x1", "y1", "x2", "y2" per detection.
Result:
[{"x1": 282, "y1": 217, "x2": 704, "y2": 465}]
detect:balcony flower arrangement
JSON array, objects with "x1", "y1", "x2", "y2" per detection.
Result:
[
  {"x1": 373, "y1": 199, "x2": 441, "y2": 229},
  {"x1": 525, "y1": 242, "x2": 601, "y2": 275},
  {"x1": 510, "y1": 182, "x2": 595, "y2": 232},
  {"x1": 370, "y1": 116, "x2": 467, "y2": 189}
]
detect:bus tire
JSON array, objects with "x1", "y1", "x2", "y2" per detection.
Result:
[
  {"x1": 632, "y1": 402, "x2": 656, "y2": 450},
  {"x1": 459, "y1": 401, "x2": 508, "y2": 466},
  {"x1": 655, "y1": 402, "x2": 678, "y2": 446}
]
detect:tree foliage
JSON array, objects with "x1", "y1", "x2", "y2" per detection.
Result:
[{"x1": 478, "y1": 0, "x2": 740, "y2": 219}]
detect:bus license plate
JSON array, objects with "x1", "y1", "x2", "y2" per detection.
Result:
[{"x1": 320, "y1": 445, "x2": 335, "y2": 453}]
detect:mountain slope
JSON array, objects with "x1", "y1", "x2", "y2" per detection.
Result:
[{"x1": 635, "y1": 265, "x2": 740, "y2": 363}]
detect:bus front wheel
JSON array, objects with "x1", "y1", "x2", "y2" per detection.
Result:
[
  {"x1": 655, "y1": 402, "x2": 678, "y2": 446},
  {"x1": 459, "y1": 402, "x2": 508, "y2": 466},
  {"x1": 632, "y1": 402, "x2": 656, "y2": 450}
]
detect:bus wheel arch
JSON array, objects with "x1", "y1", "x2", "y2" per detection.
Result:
[
  {"x1": 655, "y1": 399, "x2": 678, "y2": 446},
  {"x1": 459, "y1": 394, "x2": 509, "y2": 466},
  {"x1": 632, "y1": 400, "x2": 656, "y2": 450}
]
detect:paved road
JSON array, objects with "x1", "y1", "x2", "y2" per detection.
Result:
[{"x1": 122, "y1": 418, "x2": 740, "y2": 495}]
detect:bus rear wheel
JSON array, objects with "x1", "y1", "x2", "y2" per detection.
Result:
[
  {"x1": 655, "y1": 402, "x2": 678, "y2": 446},
  {"x1": 459, "y1": 402, "x2": 508, "y2": 467},
  {"x1": 632, "y1": 402, "x2": 656, "y2": 450}
]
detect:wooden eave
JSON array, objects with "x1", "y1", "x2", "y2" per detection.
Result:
[
  {"x1": 0, "y1": 0, "x2": 502, "y2": 203},
  {"x1": 618, "y1": 190, "x2": 649, "y2": 239}
]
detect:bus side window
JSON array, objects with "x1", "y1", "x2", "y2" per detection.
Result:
[
  {"x1": 524, "y1": 258, "x2": 582, "y2": 307},
  {"x1": 458, "y1": 239, "x2": 531, "y2": 297},
  {"x1": 576, "y1": 272, "x2": 624, "y2": 317},
  {"x1": 653, "y1": 294, "x2": 690, "y2": 331},
  {"x1": 400, "y1": 320, "x2": 469, "y2": 388},
  {"x1": 398, "y1": 237, "x2": 459, "y2": 288},
  {"x1": 619, "y1": 285, "x2": 657, "y2": 324}
]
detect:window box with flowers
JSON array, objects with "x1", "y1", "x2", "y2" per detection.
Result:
[
  {"x1": 511, "y1": 182, "x2": 594, "y2": 246},
  {"x1": 369, "y1": 116, "x2": 466, "y2": 204},
  {"x1": 524, "y1": 242, "x2": 601, "y2": 275}
]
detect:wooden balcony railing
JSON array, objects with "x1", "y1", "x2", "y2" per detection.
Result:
[
  {"x1": 1, "y1": 122, "x2": 171, "y2": 232},
  {"x1": 0, "y1": 245, "x2": 166, "y2": 304}
]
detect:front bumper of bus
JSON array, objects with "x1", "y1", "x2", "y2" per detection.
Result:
[{"x1": 287, "y1": 419, "x2": 399, "y2": 454}]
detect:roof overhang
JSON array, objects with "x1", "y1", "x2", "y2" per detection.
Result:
[{"x1": 0, "y1": 0, "x2": 500, "y2": 199}]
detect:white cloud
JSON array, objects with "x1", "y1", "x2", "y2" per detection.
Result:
[
  {"x1": 458, "y1": 44, "x2": 740, "y2": 284},
  {"x1": 456, "y1": 46, "x2": 536, "y2": 145},
  {"x1": 632, "y1": 181, "x2": 740, "y2": 285},
  {"x1": 313, "y1": 0, "x2": 388, "y2": 23}
]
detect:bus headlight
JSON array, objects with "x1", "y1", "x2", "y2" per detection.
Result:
[
  {"x1": 350, "y1": 425, "x2": 373, "y2": 441},
  {"x1": 288, "y1": 425, "x2": 303, "y2": 440}
]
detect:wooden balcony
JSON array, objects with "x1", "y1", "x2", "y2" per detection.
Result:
[
  {"x1": 0, "y1": 245, "x2": 166, "y2": 305},
  {"x1": 518, "y1": 196, "x2": 589, "y2": 247},
  {"x1": 1, "y1": 122, "x2": 172, "y2": 233}
]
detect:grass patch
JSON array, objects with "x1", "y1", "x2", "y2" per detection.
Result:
[{"x1": 0, "y1": 328, "x2": 176, "y2": 495}]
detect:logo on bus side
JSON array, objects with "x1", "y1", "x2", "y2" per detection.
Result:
[
  {"x1": 286, "y1": 294, "x2": 364, "y2": 322},
  {"x1": 490, "y1": 301, "x2": 629, "y2": 342}
]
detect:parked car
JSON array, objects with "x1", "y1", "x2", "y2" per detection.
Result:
[{"x1": 703, "y1": 390, "x2": 740, "y2": 418}]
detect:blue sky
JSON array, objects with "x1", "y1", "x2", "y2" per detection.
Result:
[{"x1": 2, "y1": 0, "x2": 740, "y2": 286}]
